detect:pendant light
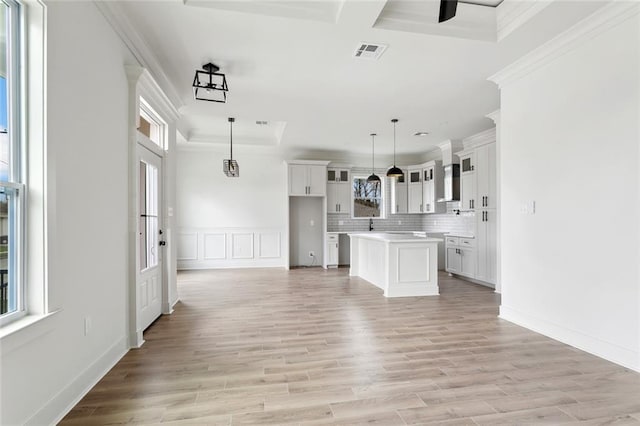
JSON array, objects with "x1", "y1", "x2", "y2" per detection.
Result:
[
  {"x1": 223, "y1": 117, "x2": 239, "y2": 177},
  {"x1": 386, "y1": 118, "x2": 404, "y2": 178},
  {"x1": 367, "y1": 133, "x2": 381, "y2": 183}
]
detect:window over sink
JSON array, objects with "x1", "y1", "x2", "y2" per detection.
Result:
[{"x1": 352, "y1": 176, "x2": 385, "y2": 219}]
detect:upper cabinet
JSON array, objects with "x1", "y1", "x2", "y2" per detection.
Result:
[
  {"x1": 405, "y1": 161, "x2": 445, "y2": 214},
  {"x1": 475, "y1": 143, "x2": 496, "y2": 210},
  {"x1": 422, "y1": 161, "x2": 445, "y2": 214},
  {"x1": 457, "y1": 143, "x2": 496, "y2": 211},
  {"x1": 327, "y1": 168, "x2": 349, "y2": 183},
  {"x1": 391, "y1": 169, "x2": 408, "y2": 214},
  {"x1": 288, "y1": 161, "x2": 329, "y2": 196},
  {"x1": 407, "y1": 168, "x2": 423, "y2": 213},
  {"x1": 327, "y1": 167, "x2": 351, "y2": 214},
  {"x1": 458, "y1": 151, "x2": 475, "y2": 211}
]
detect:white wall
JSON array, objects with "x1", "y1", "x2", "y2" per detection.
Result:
[
  {"x1": 176, "y1": 146, "x2": 288, "y2": 268},
  {"x1": 0, "y1": 3, "x2": 136, "y2": 424},
  {"x1": 496, "y1": 5, "x2": 640, "y2": 370}
]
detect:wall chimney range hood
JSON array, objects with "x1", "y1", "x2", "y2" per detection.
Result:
[{"x1": 437, "y1": 140, "x2": 463, "y2": 203}]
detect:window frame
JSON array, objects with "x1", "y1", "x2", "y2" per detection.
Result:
[
  {"x1": 0, "y1": 0, "x2": 25, "y2": 326},
  {"x1": 351, "y1": 175, "x2": 386, "y2": 219},
  {"x1": 139, "y1": 97, "x2": 167, "y2": 151}
]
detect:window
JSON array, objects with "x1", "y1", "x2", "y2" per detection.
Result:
[
  {"x1": 139, "y1": 160, "x2": 159, "y2": 271},
  {"x1": 139, "y1": 98, "x2": 166, "y2": 150},
  {"x1": 0, "y1": 0, "x2": 23, "y2": 324},
  {"x1": 352, "y1": 176, "x2": 384, "y2": 218}
]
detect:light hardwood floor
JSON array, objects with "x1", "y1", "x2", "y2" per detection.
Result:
[{"x1": 61, "y1": 268, "x2": 640, "y2": 425}]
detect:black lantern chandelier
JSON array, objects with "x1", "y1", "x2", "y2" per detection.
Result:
[
  {"x1": 367, "y1": 133, "x2": 381, "y2": 183},
  {"x1": 386, "y1": 118, "x2": 404, "y2": 178},
  {"x1": 223, "y1": 117, "x2": 239, "y2": 177},
  {"x1": 193, "y1": 62, "x2": 228, "y2": 103}
]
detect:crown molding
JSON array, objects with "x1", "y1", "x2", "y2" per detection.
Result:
[
  {"x1": 187, "y1": 131, "x2": 279, "y2": 147},
  {"x1": 462, "y1": 127, "x2": 496, "y2": 149},
  {"x1": 95, "y1": 1, "x2": 184, "y2": 111},
  {"x1": 497, "y1": 0, "x2": 554, "y2": 42},
  {"x1": 490, "y1": 1, "x2": 640, "y2": 88},
  {"x1": 486, "y1": 109, "x2": 500, "y2": 124},
  {"x1": 126, "y1": 66, "x2": 180, "y2": 122}
]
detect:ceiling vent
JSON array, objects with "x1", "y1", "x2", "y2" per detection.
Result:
[
  {"x1": 353, "y1": 43, "x2": 387, "y2": 60},
  {"x1": 255, "y1": 120, "x2": 268, "y2": 125}
]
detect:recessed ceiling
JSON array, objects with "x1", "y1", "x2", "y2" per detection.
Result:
[{"x1": 102, "y1": 0, "x2": 608, "y2": 157}]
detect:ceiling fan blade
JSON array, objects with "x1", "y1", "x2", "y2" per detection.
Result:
[{"x1": 439, "y1": 0, "x2": 458, "y2": 23}]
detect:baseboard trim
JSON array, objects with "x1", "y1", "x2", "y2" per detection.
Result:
[
  {"x1": 26, "y1": 336, "x2": 129, "y2": 426},
  {"x1": 448, "y1": 273, "x2": 496, "y2": 290},
  {"x1": 500, "y1": 305, "x2": 639, "y2": 373},
  {"x1": 178, "y1": 264, "x2": 286, "y2": 271}
]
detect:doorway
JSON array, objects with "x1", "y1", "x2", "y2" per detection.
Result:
[{"x1": 137, "y1": 144, "x2": 163, "y2": 331}]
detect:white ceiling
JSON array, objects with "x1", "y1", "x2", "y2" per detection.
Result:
[{"x1": 107, "y1": 0, "x2": 607, "y2": 157}]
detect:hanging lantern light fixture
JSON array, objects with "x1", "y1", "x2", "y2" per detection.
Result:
[
  {"x1": 223, "y1": 117, "x2": 239, "y2": 177},
  {"x1": 367, "y1": 133, "x2": 381, "y2": 183},
  {"x1": 192, "y1": 62, "x2": 228, "y2": 103},
  {"x1": 386, "y1": 118, "x2": 404, "y2": 178}
]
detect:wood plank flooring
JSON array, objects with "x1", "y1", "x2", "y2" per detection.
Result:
[{"x1": 61, "y1": 268, "x2": 640, "y2": 425}]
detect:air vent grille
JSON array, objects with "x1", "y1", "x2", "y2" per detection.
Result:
[
  {"x1": 353, "y1": 43, "x2": 387, "y2": 60},
  {"x1": 255, "y1": 120, "x2": 268, "y2": 125}
]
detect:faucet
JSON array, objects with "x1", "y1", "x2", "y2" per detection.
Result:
[{"x1": 369, "y1": 218, "x2": 374, "y2": 231}]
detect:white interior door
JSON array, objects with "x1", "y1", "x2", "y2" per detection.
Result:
[{"x1": 137, "y1": 145, "x2": 163, "y2": 332}]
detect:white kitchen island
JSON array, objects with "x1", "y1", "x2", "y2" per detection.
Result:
[{"x1": 349, "y1": 233, "x2": 442, "y2": 297}]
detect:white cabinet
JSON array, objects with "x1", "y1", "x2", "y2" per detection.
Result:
[
  {"x1": 445, "y1": 236, "x2": 476, "y2": 278},
  {"x1": 407, "y1": 169, "x2": 423, "y2": 213},
  {"x1": 327, "y1": 183, "x2": 350, "y2": 214},
  {"x1": 423, "y1": 167, "x2": 433, "y2": 213},
  {"x1": 446, "y1": 247, "x2": 461, "y2": 274},
  {"x1": 475, "y1": 143, "x2": 496, "y2": 209},
  {"x1": 288, "y1": 163, "x2": 326, "y2": 196},
  {"x1": 406, "y1": 162, "x2": 444, "y2": 214},
  {"x1": 422, "y1": 161, "x2": 445, "y2": 214},
  {"x1": 457, "y1": 144, "x2": 495, "y2": 211},
  {"x1": 451, "y1": 140, "x2": 496, "y2": 287},
  {"x1": 391, "y1": 170, "x2": 408, "y2": 214},
  {"x1": 476, "y1": 209, "x2": 497, "y2": 284},
  {"x1": 458, "y1": 152, "x2": 476, "y2": 211},
  {"x1": 461, "y1": 173, "x2": 475, "y2": 211},
  {"x1": 327, "y1": 168, "x2": 351, "y2": 214},
  {"x1": 326, "y1": 233, "x2": 339, "y2": 268}
]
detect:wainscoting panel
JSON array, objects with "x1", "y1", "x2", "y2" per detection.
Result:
[
  {"x1": 177, "y1": 228, "x2": 285, "y2": 269},
  {"x1": 232, "y1": 233, "x2": 254, "y2": 259},
  {"x1": 203, "y1": 233, "x2": 226, "y2": 260},
  {"x1": 259, "y1": 232, "x2": 281, "y2": 259}
]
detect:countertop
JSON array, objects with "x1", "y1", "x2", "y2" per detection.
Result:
[
  {"x1": 348, "y1": 232, "x2": 443, "y2": 243},
  {"x1": 445, "y1": 233, "x2": 475, "y2": 238}
]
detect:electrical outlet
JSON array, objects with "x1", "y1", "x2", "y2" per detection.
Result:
[{"x1": 308, "y1": 251, "x2": 315, "y2": 258}]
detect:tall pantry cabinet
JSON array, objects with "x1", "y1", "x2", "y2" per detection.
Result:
[
  {"x1": 455, "y1": 142, "x2": 497, "y2": 286},
  {"x1": 475, "y1": 143, "x2": 496, "y2": 284}
]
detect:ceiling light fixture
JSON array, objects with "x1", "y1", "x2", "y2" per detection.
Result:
[
  {"x1": 386, "y1": 119, "x2": 404, "y2": 179},
  {"x1": 414, "y1": 132, "x2": 430, "y2": 136},
  {"x1": 367, "y1": 133, "x2": 381, "y2": 183},
  {"x1": 192, "y1": 62, "x2": 228, "y2": 103},
  {"x1": 223, "y1": 117, "x2": 239, "y2": 177}
]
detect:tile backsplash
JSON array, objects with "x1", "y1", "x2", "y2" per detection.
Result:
[
  {"x1": 327, "y1": 210, "x2": 475, "y2": 235},
  {"x1": 326, "y1": 169, "x2": 476, "y2": 236},
  {"x1": 327, "y1": 213, "x2": 424, "y2": 233}
]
